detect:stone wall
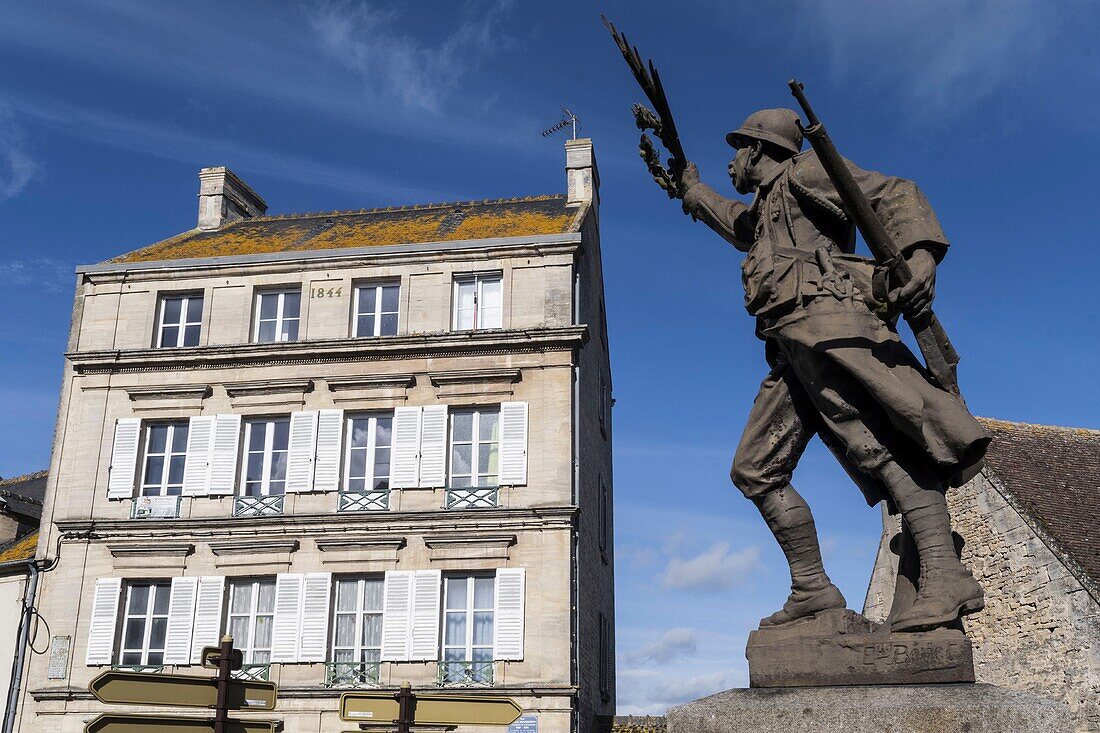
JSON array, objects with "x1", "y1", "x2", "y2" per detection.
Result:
[{"x1": 612, "y1": 716, "x2": 666, "y2": 733}]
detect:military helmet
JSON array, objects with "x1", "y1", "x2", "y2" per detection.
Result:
[{"x1": 726, "y1": 108, "x2": 803, "y2": 155}]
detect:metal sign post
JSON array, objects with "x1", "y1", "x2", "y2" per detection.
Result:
[{"x1": 340, "y1": 684, "x2": 523, "y2": 730}]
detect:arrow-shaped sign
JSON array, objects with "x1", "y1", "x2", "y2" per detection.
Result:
[
  {"x1": 84, "y1": 714, "x2": 278, "y2": 733},
  {"x1": 340, "y1": 691, "x2": 523, "y2": 725},
  {"x1": 89, "y1": 670, "x2": 276, "y2": 711}
]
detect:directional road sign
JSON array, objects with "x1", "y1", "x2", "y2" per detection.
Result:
[
  {"x1": 89, "y1": 669, "x2": 277, "y2": 711},
  {"x1": 340, "y1": 692, "x2": 523, "y2": 726},
  {"x1": 84, "y1": 714, "x2": 278, "y2": 733},
  {"x1": 202, "y1": 645, "x2": 244, "y2": 670}
]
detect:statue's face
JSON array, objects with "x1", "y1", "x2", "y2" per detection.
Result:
[{"x1": 728, "y1": 144, "x2": 756, "y2": 195}]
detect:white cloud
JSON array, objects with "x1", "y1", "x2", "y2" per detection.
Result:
[
  {"x1": 617, "y1": 669, "x2": 741, "y2": 716},
  {"x1": 626, "y1": 627, "x2": 698, "y2": 664},
  {"x1": 0, "y1": 259, "x2": 74, "y2": 293},
  {"x1": 661, "y1": 541, "x2": 760, "y2": 592},
  {"x1": 0, "y1": 104, "x2": 38, "y2": 199}
]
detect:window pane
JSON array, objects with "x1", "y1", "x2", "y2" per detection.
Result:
[
  {"x1": 123, "y1": 619, "x2": 145, "y2": 650},
  {"x1": 229, "y1": 617, "x2": 250, "y2": 648},
  {"x1": 282, "y1": 292, "x2": 301, "y2": 319},
  {"x1": 350, "y1": 420, "x2": 369, "y2": 448},
  {"x1": 148, "y1": 425, "x2": 168, "y2": 454},
  {"x1": 147, "y1": 651, "x2": 164, "y2": 665},
  {"x1": 479, "y1": 306, "x2": 502, "y2": 329},
  {"x1": 259, "y1": 294, "x2": 278, "y2": 319},
  {"x1": 163, "y1": 298, "x2": 182, "y2": 325},
  {"x1": 334, "y1": 649, "x2": 353, "y2": 663},
  {"x1": 363, "y1": 648, "x2": 381, "y2": 664},
  {"x1": 363, "y1": 579, "x2": 384, "y2": 611},
  {"x1": 128, "y1": 586, "x2": 149, "y2": 614},
  {"x1": 472, "y1": 647, "x2": 493, "y2": 663},
  {"x1": 349, "y1": 449, "x2": 367, "y2": 479},
  {"x1": 231, "y1": 585, "x2": 252, "y2": 614},
  {"x1": 257, "y1": 321, "x2": 276, "y2": 343},
  {"x1": 183, "y1": 324, "x2": 201, "y2": 347},
  {"x1": 452, "y1": 413, "x2": 472, "y2": 443},
  {"x1": 451, "y1": 445, "x2": 471, "y2": 477},
  {"x1": 347, "y1": 477, "x2": 365, "y2": 492},
  {"x1": 149, "y1": 617, "x2": 168, "y2": 650},
  {"x1": 159, "y1": 326, "x2": 179, "y2": 348},
  {"x1": 271, "y1": 453, "x2": 288, "y2": 483},
  {"x1": 246, "y1": 454, "x2": 265, "y2": 483},
  {"x1": 472, "y1": 612, "x2": 493, "y2": 646},
  {"x1": 445, "y1": 612, "x2": 466, "y2": 645},
  {"x1": 381, "y1": 285, "x2": 399, "y2": 313},
  {"x1": 480, "y1": 444, "x2": 499, "y2": 477},
  {"x1": 375, "y1": 418, "x2": 392, "y2": 447},
  {"x1": 171, "y1": 425, "x2": 189, "y2": 452},
  {"x1": 335, "y1": 615, "x2": 355, "y2": 647},
  {"x1": 473, "y1": 577, "x2": 494, "y2": 608},
  {"x1": 252, "y1": 650, "x2": 271, "y2": 665},
  {"x1": 362, "y1": 614, "x2": 383, "y2": 647},
  {"x1": 356, "y1": 315, "x2": 375, "y2": 337},
  {"x1": 168, "y1": 456, "x2": 186, "y2": 485},
  {"x1": 281, "y1": 319, "x2": 299, "y2": 342},
  {"x1": 444, "y1": 647, "x2": 464, "y2": 662},
  {"x1": 249, "y1": 424, "x2": 267, "y2": 450},
  {"x1": 254, "y1": 616, "x2": 273, "y2": 649},
  {"x1": 379, "y1": 313, "x2": 398, "y2": 336},
  {"x1": 336, "y1": 581, "x2": 357, "y2": 612},
  {"x1": 153, "y1": 585, "x2": 172, "y2": 614},
  {"x1": 356, "y1": 286, "x2": 376, "y2": 317},
  {"x1": 144, "y1": 456, "x2": 164, "y2": 486},
  {"x1": 373, "y1": 448, "x2": 391, "y2": 479},
  {"x1": 186, "y1": 296, "x2": 203, "y2": 322},
  {"x1": 272, "y1": 421, "x2": 290, "y2": 448},
  {"x1": 445, "y1": 579, "x2": 467, "y2": 610},
  {"x1": 121, "y1": 652, "x2": 141, "y2": 665},
  {"x1": 478, "y1": 412, "x2": 499, "y2": 442},
  {"x1": 257, "y1": 581, "x2": 276, "y2": 612},
  {"x1": 450, "y1": 475, "x2": 471, "y2": 488}
]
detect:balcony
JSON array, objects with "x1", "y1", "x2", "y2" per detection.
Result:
[
  {"x1": 112, "y1": 664, "x2": 164, "y2": 674},
  {"x1": 437, "y1": 660, "x2": 493, "y2": 687},
  {"x1": 325, "y1": 661, "x2": 381, "y2": 688},
  {"x1": 445, "y1": 486, "x2": 499, "y2": 510},
  {"x1": 337, "y1": 490, "x2": 390, "y2": 513},
  {"x1": 231, "y1": 664, "x2": 270, "y2": 682},
  {"x1": 233, "y1": 495, "x2": 284, "y2": 517},
  {"x1": 130, "y1": 496, "x2": 181, "y2": 520}
]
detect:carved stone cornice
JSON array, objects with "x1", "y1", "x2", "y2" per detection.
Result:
[
  {"x1": 424, "y1": 533, "x2": 517, "y2": 565},
  {"x1": 66, "y1": 327, "x2": 588, "y2": 375},
  {"x1": 428, "y1": 369, "x2": 521, "y2": 387},
  {"x1": 125, "y1": 384, "x2": 212, "y2": 402},
  {"x1": 223, "y1": 379, "x2": 314, "y2": 397},
  {"x1": 314, "y1": 536, "x2": 407, "y2": 553},
  {"x1": 108, "y1": 543, "x2": 194, "y2": 558},
  {"x1": 209, "y1": 539, "x2": 300, "y2": 556},
  {"x1": 326, "y1": 375, "x2": 416, "y2": 391},
  {"x1": 210, "y1": 538, "x2": 299, "y2": 570}
]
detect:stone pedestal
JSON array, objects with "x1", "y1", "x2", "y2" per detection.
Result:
[
  {"x1": 665, "y1": 684, "x2": 1072, "y2": 733},
  {"x1": 746, "y1": 608, "x2": 974, "y2": 687}
]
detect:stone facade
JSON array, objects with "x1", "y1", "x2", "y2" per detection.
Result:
[
  {"x1": 866, "y1": 419, "x2": 1100, "y2": 732},
  {"x1": 13, "y1": 140, "x2": 614, "y2": 732}
]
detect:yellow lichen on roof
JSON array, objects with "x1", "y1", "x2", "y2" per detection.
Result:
[
  {"x1": 108, "y1": 195, "x2": 577, "y2": 264},
  {"x1": 0, "y1": 530, "x2": 37, "y2": 564}
]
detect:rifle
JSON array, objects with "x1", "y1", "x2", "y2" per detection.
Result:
[
  {"x1": 602, "y1": 15, "x2": 687, "y2": 197},
  {"x1": 788, "y1": 79, "x2": 961, "y2": 396}
]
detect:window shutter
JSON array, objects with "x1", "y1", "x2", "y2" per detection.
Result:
[
  {"x1": 409, "y1": 569, "x2": 442, "y2": 661},
  {"x1": 190, "y1": 576, "x2": 226, "y2": 663},
  {"x1": 298, "y1": 572, "x2": 332, "y2": 662},
  {"x1": 271, "y1": 573, "x2": 304, "y2": 663},
  {"x1": 313, "y1": 409, "x2": 344, "y2": 492},
  {"x1": 182, "y1": 416, "x2": 215, "y2": 496},
  {"x1": 106, "y1": 418, "x2": 142, "y2": 499},
  {"x1": 498, "y1": 402, "x2": 529, "y2": 486},
  {"x1": 207, "y1": 414, "x2": 242, "y2": 496},
  {"x1": 163, "y1": 577, "x2": 199, "y2": 665},
  {"x1": 390, "y1": 407, "x2": 422, "y2": 489},
  {"x1": 493, "y1": 568, "x2": 526, "y2": 661},
  {"x1": 380, "y1": 571, "x2": 413, "y2": 661},
  {"x1": 86, "y1": 578, "x2": 122, "y2": 665},
  {"x1": 417, "y1": 406, "x2": 448, "y2": 489},
  {"x1": 286, "y1": 411, "x2": 319, "y2": 493}
]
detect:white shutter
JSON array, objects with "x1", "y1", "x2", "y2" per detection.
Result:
[
  {"x1": 313, "y1": 409, "x2": 344, "y2": 492},
  {"x1": 390, "y1": 407, "x2": 422, "y2": 489},
  {"x1": 86, "y1": 578, "x2": 122, "y2": 665},
  {"x1": 298, "y1": 572, "x2": 332, "y2": 662},
  {"x1": 106, "y1": 418, "x2": 141, "y2": 499},
  {"x1": 207, "y1": 414, "x2": 242, "y2": 496},
  {"x1": 182, "y1": 416, "x2": 215, "y2": 496},
  {"x1": 163, "y1": 577, "x2": 199, "y2": 665},
  {"x1": 499, "y1": 402, "x2": 529, "y2": 486},
  {"x1": 409, "y1": 569, "x2": 442, "y2": 661},
  {"x1": 380, "y1": 571, "x2": 413, "y2": 661},
  {"x1": 190, "y1": 576, "x2": 226, "y2": 663},
  {"x1": 493, "y1": 568, "x2": 526, "y2": 660},
  {"x1": 271, "y1": 573, "x2": 305, "y2": 663},
  {"x1": 285, "y1": 411, "x2": 319, "y2": 493},
  {"x1": 418, "y1": 405, "x2": 448, "y2": 489}
]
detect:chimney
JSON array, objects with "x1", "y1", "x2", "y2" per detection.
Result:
[
  {"x1": 196, "y1": 167, "x2": 267, "y2": 230},
  {"x1": 565, "y1": 138, "x2": 599, "y2": 209}
]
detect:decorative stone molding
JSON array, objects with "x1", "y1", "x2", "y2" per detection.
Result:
[
  {"x1": 108, "y1": 543, "x2": 193, "y2": 571},
  {"x1": 427, "y1": 368, "x2": 521, "y2": 399},
  {"x1": 224, "y1": 378, "x2": 313, "y2": 409},
  {"x1": 125, "y1": 384, "x2": 211, "y2": 412},
  {"x1": 325, "y1": 374, "x2": 416, "y2": 405},
  {"x1": 315, "y1": 536, "x2": 406, "y2": 568},
  {"x1": 423, "y1": 533, "x2": 516, "y2": 566},
  {"x1": 209, "y1": 538, "x2": 299, "y2": 570}
]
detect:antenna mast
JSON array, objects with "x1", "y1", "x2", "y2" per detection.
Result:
[{"x1": 541, "y1": 106, "x2": 581, "y2": 140}]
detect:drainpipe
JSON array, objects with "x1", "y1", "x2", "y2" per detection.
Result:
[
  {"x1": 3, "y1": 559, "x2": 40, "y2": 733},
  {"x1": 570, "y1": 261, "x2": 582, "y2": 733}
]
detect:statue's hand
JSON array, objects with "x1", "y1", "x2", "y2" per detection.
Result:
[
  {"x1": 890, "y1": 248, "x2": 937, "y2": 318},
  {"x1": 677, "y1": 160, "x2": 700, "y2": 193}
]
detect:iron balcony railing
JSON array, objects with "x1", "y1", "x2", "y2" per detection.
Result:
[
  {"x1": 325, "y1": 661, "x2": 381, "y2": 688},
  {"x1": 444, "y1": 486, "x2": 499, "y2": 510},
  {"x1": 130, "y1": 495, "x2": 181, "y2": 519},
  {"x1": 437, "y1": 660, "x2": 494, "y2": 687},
  {"x1": 112, "y1": 664, "x2": 164, "y2": 673},
  {"x1": 233, "y1": 495, "x2": 285, "y2": 518},
  {"x1": 231, "y1": 663, "x2": 270, "y2": 682},
  {"x1": 337, "y1": 490, "x2": 390, "y2": 513}
]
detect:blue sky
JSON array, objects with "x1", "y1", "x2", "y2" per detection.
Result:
[{"x1": 1, "y1": 0, "x2": 1098, "y2": 715}]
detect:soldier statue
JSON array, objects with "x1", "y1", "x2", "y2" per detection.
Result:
[{"x1": 647, "y1": 108, "x2": 990, "y2": 633}]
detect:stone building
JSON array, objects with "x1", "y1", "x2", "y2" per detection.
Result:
[
  {"x1": 13, "y1": 139, "x2": 615, "y2": 733},
  {"x1": 866, "y1": 417, "x2": 1100, "y2": 731}
]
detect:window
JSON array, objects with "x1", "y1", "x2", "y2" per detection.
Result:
[
  {"x1": 254, "y1": 289, "x2": 301, "y2": 343},
  {"x1": 452, "y1": 274, "x2": 502, "y2": 330},
  {"x1": 449, "y1": 409, "x2": 500, "y2": 488},
  {"x1": 119, "y1": 582, "x2": 171, "y2": 666},
  {"x1": 344, "y1": 414, "x2": 392, "y2": 491},
  {"x1": 599, "y1": 611, "x2": 612, "y2": 700},
  {"x1": 140, "y1": 422, "x2": 189, "y2": 497},
  {"x1": 227, "y1": 578, "x2": 275, "y2": 665},
  {"x1": 442, "y1": 575, "x2": 494, "y2": 680},
  {"x1": 332, "y1": 576, "x2": 384, "y2": 665},
  {"x1": 354, "y1": 283, "x2": 399, "y2": 337},
  {"x1": 242, "y1": 418, "x2": 289, "y2": 496},
  {"x1": 598, "y1": 474, "x2": 609, "y2": 556},
  {"x1": 157, "y1": 294, "x2": 203, "y2": 348}
]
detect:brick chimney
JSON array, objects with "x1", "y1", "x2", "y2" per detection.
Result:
[
  {"x1": 196, "y1": 167, "x2": 267, "y2": 230},
  {"x1": 565, "y1": 138, "x2": 599, "y2": 209}
]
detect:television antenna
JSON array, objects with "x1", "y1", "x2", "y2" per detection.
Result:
[{"x1": 541, "y1": 106, "x2": 581, "y2": 140}]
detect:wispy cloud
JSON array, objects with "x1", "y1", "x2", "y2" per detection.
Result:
[
  {"x1": 0, "y1": 259, "x2": 74, "y2": 293},
  {"x1": 0, "y1": 103, "x2": 38, "y2": 199},
  {"x1": 617, "y1": 669, "x2": 741, "y2": 716},
  {"x1": 662, "y1": 541, "x2": 761, "y2": 592},
  {"x1": 626, "y1": 627, "x2": 698, "y2": 665}
]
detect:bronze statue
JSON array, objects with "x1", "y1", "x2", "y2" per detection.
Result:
[{"x1": 605, "y1": 18, "x2": 990, "y2": 635}]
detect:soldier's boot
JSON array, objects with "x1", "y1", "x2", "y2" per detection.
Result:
[
  {"x1": 754, "y1": 485, "x2": 846, "y2": 627},
  {"x1": 880, "y1": 462, "x2": 985, "y2": 632}
]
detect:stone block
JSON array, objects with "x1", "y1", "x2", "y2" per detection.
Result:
[
  {"x1": 746, "y1": 609, "x2": 974, "y2": 687},
  {"x1": 665, "y1": 683, "x2": 1072, "y2": 733}
]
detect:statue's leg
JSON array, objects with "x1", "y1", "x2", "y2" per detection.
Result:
[
  {"x1": 731, "y1": 357, "x2": 845, "y2": 627},
  {"x1": 877, "y1": 461, "x2": 984, "y2": 632}
]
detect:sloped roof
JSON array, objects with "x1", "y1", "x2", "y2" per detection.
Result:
[
  {"x1": 0, "y1": 470, "x2": 47, "y2": 521},
  {"x1": 980, "y1": 418, "x2": 1100, "y2": 586},
  {"x1": 108, "y1": 195, "x2": 581, "y2": 264},
  {"x1": 0, "y1": 530, "x2": 37, "y2": 565}
]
